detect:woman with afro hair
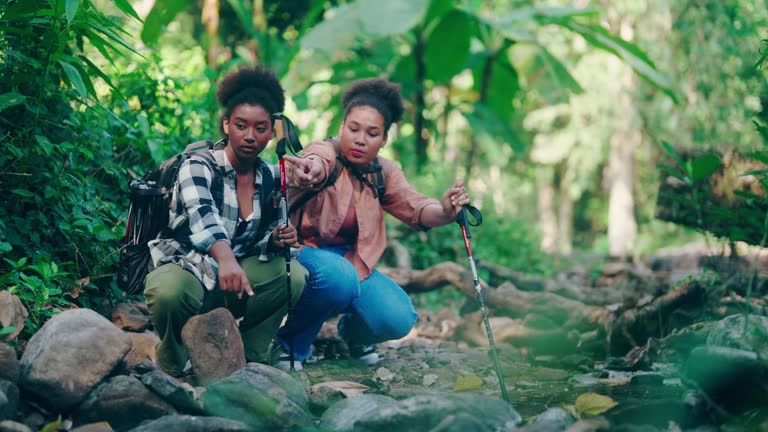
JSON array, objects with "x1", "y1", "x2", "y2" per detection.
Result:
[
  {"x1": 272, "y1": 78, "x2": 471, "y2": 370},
  {"x1": 144, "y1": 67, "x2": 307, "y2": 377}
]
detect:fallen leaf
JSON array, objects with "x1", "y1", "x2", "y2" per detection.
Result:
[
  {"x1": 452, "y1": 375, "x2": 484, "y2": 392},
  {"x1": 311, "y1": 381, "x2": 370, "y2": 398},
  {"x1": 575, "y1": 392, "x2": 618, "y2": 418}
]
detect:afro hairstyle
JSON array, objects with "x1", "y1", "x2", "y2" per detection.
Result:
[
  {"x1": 342, "y1": 78, "x2": 404, "y2": 130},
  {"x1": 217, "y1": 66, "x2": 286, "y2": 119}
]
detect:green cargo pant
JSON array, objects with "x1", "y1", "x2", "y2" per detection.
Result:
[{"x1": 144, "y1": 256, "x2": 307, "y2": 376}]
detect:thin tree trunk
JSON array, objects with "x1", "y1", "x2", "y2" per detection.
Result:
[
  {"x1": 558, "y1": 170, "x2": 574, "y2": 254},
  {"x1": 202, "y1": 0, "x2": 222, "y2": 68},
  {"x1": 537, "y1": 166, "x2": 558, "y2": 253},
  {"x1": 249, "y1": 0, "x2": 267, "y2": 64}
]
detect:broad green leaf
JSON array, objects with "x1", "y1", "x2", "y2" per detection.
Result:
[
  {"x1": 65, "y1": 0, "x2": 80, "y2": 24},
  {"x1": 425, "y1": 10, "x2": 471, "y2": 83},
  {"x1": 473, "y1": 52, "x2": 520, "y2": 123},
  {"x1": 514, "y1": 44, "x2": 582, "y2": 104},
  {"x1": 575, "y1": 392, "x2": 617, "y2": 417},
  {"x1": 0, "y1": 92, "x2": 27, "y2": 112},
  {"x1": 461, "y1": 103, "x2": 524, "y2": 155},
  {"x1": 0, "y1": 326, "x2": 16, "y2": 337},
  {"x1": 424, "y1": 0, "x2": 453, "y2": 26},
  {"x1": 744, "y1": 150, "x2": 768, "y2": 165},
  {"x1": 690, "y1": 153, "x2": 720, "y2": 182},
  {"x1": 58, "y1": 60, "x2": 89, "y2": 100},
  {"x1": 452, "y1": 375, "x2": 484, "y2": 391},
  {"x1": 360, "y1": 0, "x2": 429, "y2": 36},
  {"x1": 660, "y1": 141, "x2": 687, "y2": 171},
  {"x1": 564, "y1": 22, "x2": 677, "y2": 102},
  {"x1": 0, "y1": 242, "x2": 11, "y2": 254},
  {"x1": 11, "y1": 189, "x2": 35, "y2": 198},
  {"x1": 113, "y1": 0, "x2": 142, "y2": 21},
  {"x1": 141, "y1": 0, "x2": 194, "y2": 46},
  {"x1": 1, "y1": 0, "x2": 50, "y2": 19},
  {"x1": 300, "y1": 3, "x2": 365, "y2": 52}
]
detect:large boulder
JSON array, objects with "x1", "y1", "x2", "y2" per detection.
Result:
[
  {"x1": 124, "y1": 331, "x2": 160, "y2": 367},
  {"x1": 126, "y1": 415, "x2": 250, "y2": 432},
  {"x1": 140, "y1": 369, "x2": 203, "y2": 414},
  {"x1": 0, "y1": 292, "x2": 26, "y2": 342},
  {"x1": 355, "y1": 393, "x2": 523, "y2": 432},
  {"x1": 202, "y1": 363, "x2": 312, "y2": 431},
  {"x1": 0, "y1": 345, "x2": 18, "y2": 383},
  {"x1": 112, "y1": 303, "x2": 150, "y2": 332},
  {"x1": 181, "y1": 308, "x2": 245, "y2": 383},
  {"x1": 74, "y1": 375, "x2": 176, "y2": 431},
  {"x1": 19, "y1": 309, "x2": 131, "y2": 412}
]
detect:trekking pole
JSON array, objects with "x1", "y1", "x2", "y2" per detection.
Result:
[
  {"x1": 456, "y1": 205, "x2": 510, "y2": 403},
  {"x1": 274, "y1": 113, "x2": 303, "y2": 372}
]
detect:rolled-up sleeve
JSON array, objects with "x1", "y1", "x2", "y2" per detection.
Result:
[
  {"x1": 178, "y1": 158, "x2": 230, "y2": 252},
  {"x1": 380, "y1": 161, "x2": 440, "y2": 231}
]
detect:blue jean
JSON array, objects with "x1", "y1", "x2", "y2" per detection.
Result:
[{"x1": 276, "y1": 245, "x2": 417, "y2": 361}]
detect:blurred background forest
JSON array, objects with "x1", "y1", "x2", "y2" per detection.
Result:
[{"x1": 1, "y1": 0, "x2": 768, "y2": 337}]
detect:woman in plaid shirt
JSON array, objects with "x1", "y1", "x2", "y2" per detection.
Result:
[{"x1": 143, "y1": 67, "x2": 307, "y2": 377}]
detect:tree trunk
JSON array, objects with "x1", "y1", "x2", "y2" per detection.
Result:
[
  {"x1": 558, "y1": 167, "x2": 574, "y2": 254},
  {"x1": 202, "y1": 0, "x2": 223, "y2": 68},
  {"x1": 413, "y1": 27, "x2": 427, "y2": 172},
  {"x1": 537, "y1": 166, "x2": 558, "y2": 253}
]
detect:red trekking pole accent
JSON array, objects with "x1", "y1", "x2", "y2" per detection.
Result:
[{"x1": 457, "y1": 205, "x2": 510, "y2": 403}]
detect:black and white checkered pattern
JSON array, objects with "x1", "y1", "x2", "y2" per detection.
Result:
[{"x1": 148, "y1": 149, "x2": 280, "y2": 290}]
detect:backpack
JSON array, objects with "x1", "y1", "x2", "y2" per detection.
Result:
[
  {"x1": 288, "y1": 137, "x2": 386, "y2": 216},
  {"x1": 116, "y1": 140, "x2": 223, "y2": 295}
]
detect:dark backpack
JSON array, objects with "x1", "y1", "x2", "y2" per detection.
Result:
[
  {"x1": 288, "y1": 137, "x2": 386, "y2": 216},
  {"x1": 117, "y1": 140, "x2": 223, "y2": 295}
]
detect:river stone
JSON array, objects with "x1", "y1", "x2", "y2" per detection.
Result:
[
  {"x1": 0, "y1": 292, "x2": 26, "y2": 342},
  {"x1": 124, "y1": 331, "x2": 160, "y2": 367},
  {"x1": 0, "y1": 420, "x2": 32, "y2": 432},
  {"x1": 0, "y1": 380, "x2": 19, "y2": 421},
  {"x1": 0, "y1": 345, "x2": 18, "y2": 383},
  {"x1": 516, "y1": 407, "x2": 577, "y2": 431},
  {"x1": 319, "y1": 394, "x2": 399, "y2": 431},
  {"x1": 140, "y1": 369, "x2": 203, "y2": 414},
  {"x1": 356, "y1": 393, "x2": 523, "y2": 432},
  {"x1": 74, "y1": 375, "x2": 176, "y2": 431},
  {"x1": 127, "y1": 415, "x2": 250, "y2": 432},
  {"x1": 181, "y1": 308, "x2": 245, "y2": 384},
  {"x1": 202, "y1": 364, "x2": 312, "y2": 431},
  {"x1": 71, "y1": 423, "x2": 113, "y2": 432},
  {"x1": 19, "y1": 309, "x2": 131, "y2": 412},
  {"x1": 112, "y1": 303, "x2": 150, "y2": 332},
  {"x1": 706, "y1": 314, "x2": 768, "y2": 357}
]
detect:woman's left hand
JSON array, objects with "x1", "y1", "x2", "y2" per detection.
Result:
[
  {"x1": 441, "y1": 179, "x2": 471, "y2": 220},
  {"x1": 271, "y1": 223, "x2": 300, "y2": 248}
]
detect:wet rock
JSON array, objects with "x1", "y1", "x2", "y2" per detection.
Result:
[
  {"x1": 309, "y1": 381, "x2": 370, "y2": 413},
  {"x1": 202, "y1": 363, "x2": 312, "y2": 431},
  {"x1": 427, "y1": 413, "x2": 488, "y2": 432},
  {"x1": 0, "y1": 420, "x2": 32, "y2": 432},
  {"x1": 629, "y1": 374, "x2": 664, "y2": 386},
  {"x1": 127, "y1": 415, "x2": 250, "y2": 432},
  {"x1": 0, "y1": 380, "x2": 19, "y2": 421},
  {"x1": 0, "y1": 292, "x2": 27, "y2": 342},
  {"x1": 516, "y1": 407, "x2": 576, "y2": 432},
  {"x1": 112, "y1": 303, "x2": 150, "y2": 332},
  {"x1": 562, "y1": 417, "x2": 611, "y2": 431},
  {"x1": 319, "y1": 394, "x2": 399, "y2": 431},
  {"x1": 602, "y1": 398, "x2": 694, "y2": 429},
  {"x1": 140, "y1": 369, "x2": 203, "y2": 414},
  {"x1": 706, "y1": 314, "x2": 768, "y2": 357},
  {"x1": 355, "y1": 393, "x2": 523, "y2": 432},
  {"x1": 0, "y1": 345, "x2": 18, "y2": 383},
  {"x1": 74, "y1": 375, "x2": 176, "y2": 431},
  {"x1": 124, "y1": 331, "x2": 160, "y2": 367},
  {"x1": 19, "y1": 309, "x2": 131, "y2": 412},
  {"x1": 181, "y1": 308, "x2": 245, "y2": 384},
  {"x1": 71, "y1": 423, "x2": 113, "y2": 432}
]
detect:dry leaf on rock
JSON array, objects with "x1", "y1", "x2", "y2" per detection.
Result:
[
  {"x1": 575, "y1": 392, "x2": 618, "y2": 418},
  {"x1": 452, "y1": 375, "x2": 484, "y2": 392},
  {"x1": 311, "y1": 381, "x2": 370, "y2": 398}
]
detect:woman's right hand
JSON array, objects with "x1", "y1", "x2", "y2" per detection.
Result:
[
  {"x1": 217, "y1": 259, "x2": 253, "y2": 299},
  {"x1": 284, "y1": 155, "x2": 323, "y2": 188}
]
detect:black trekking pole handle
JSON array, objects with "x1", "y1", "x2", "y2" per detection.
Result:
[{"x1": 456, "y1": 205, "x2": 510, "y2": 403}]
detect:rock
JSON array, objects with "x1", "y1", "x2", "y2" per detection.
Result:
[
  {"x1": 124, "y1": 331, "x2": 160, "y2": 367},
  {"x1": 71, "y1": 423, "x2": 113, "y2": 432},
  {"x1": 0, "y1": 380, "x2": 19, "y2": 421},
  {"x1": 181, "y1": 308, "x2": 245, "y2": 384},
  {"x1": 515, "y1": 407, "x2": 576, "y2": 431},
  {"x1": 0, "y1": 420, "x2": 33, "y2": 432},
  {"x1": 0, "y1": 345, "x2": 18, "y2": 383},
  {"x1": 126, "y1": 415, "x2": 249, "y2": 432},
  {"x1": 112, "y1": 303, "x2": 150, "y2": 332},
  {"x1": 74, "y1": 375, "x2": 176, "y2": 431},
  {"x1": 318, "y1": 395, "x2": 400, "y2": 432},
  {"x1": 427, "y1": 413, "x2": 488, "y2": 432},
  {"x1": 309, "y1": 381, "x2": 370, "y2": 413},
  {"x1": 140, "y1": 369, "x2": 203, "y2": 414},
  {"x1": 0, "y1": 292, "x2": 27, "y2": 342},
  {"x1": 202, "y1": 364, "x2": 313, "y2": 431},
  {"x1": 355, "y1": 393, "x2": 523, "y2": 432},
  {"x1": 707, "y1": 314, "x2": 768, "y2": 357},
  {"x1": 19, "y1": 309, "x2": 132, "y2": 412}
]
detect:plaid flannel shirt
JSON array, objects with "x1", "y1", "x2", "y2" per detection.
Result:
[{"x1": 148, "y1": 149, "x2": 280, "y2": 291}]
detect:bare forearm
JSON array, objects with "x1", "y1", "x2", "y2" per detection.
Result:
[
  {"x1": 419, "y1": 203, "x2": 455, "y2": 228},
  {"x1": 210, "y1": 240, "x2": 237, "y2": 265}
]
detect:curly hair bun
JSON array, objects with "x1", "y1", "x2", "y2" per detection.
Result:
[
  {"x1": 342, "y1": 78, "x2": 404, "y2": 129},
  {"x1": 217, "y1": 66, "x2": 285, "y2": 115}
]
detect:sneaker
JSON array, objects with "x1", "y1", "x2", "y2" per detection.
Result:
[
  {"x1": 348, "y1": 344, "x2": 380, "y2": 365},
  {"x1": 271, "y1": 343, "x2": 303, "y2": 371}
]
